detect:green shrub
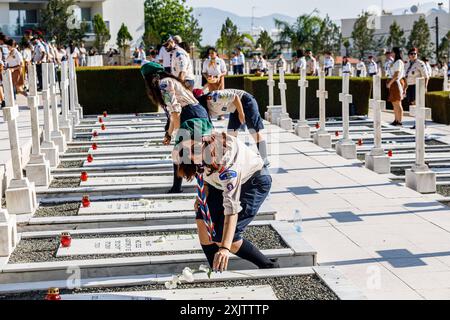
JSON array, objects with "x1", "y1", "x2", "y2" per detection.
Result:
[
  {"x1": 426, "y1": 91, "x2": 450, "y2": 124},
  {"x1": 244, "y1": 76, "x2": 372, "y2": 118},
  {"x1": 76, "y1": 66, "x2": 158, "y2": 115}
]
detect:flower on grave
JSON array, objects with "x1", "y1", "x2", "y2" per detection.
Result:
[
  {"x1": 143, "y1": 142, "x2": 150, "y2": 148},
  {"x1": 181, "y1": 267, "x2": 195, "y2": 283},
  {"x1": 92, "y1": 131, "x2": 98, "y2": 138},
  {"x1": 126, "y1": 127, "x2": 132, "y2": 131},
  {"x1": 165, "y1": 275, "x2": 180, "y2": 290},
  {"x1": 139, "y1": 199, "x2": 150, "y2": 206},
  {"x1": 153, "y1": 236, "x2": 166, "y2": 243}
]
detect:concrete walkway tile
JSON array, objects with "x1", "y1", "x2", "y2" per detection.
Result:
[
  {"x1": 293, "y1": 193, "x2": 353, "y2": 209},
  {"x1": 417, "y1": 289, "x2": 450, "y2": 300},
  {"x1": 395, "y1": 271, "x2": 450, "y2": 290}
]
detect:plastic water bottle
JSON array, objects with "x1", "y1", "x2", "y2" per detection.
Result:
[{"x1": 293, "y1": 209, "x2": 303, "y2": 233}]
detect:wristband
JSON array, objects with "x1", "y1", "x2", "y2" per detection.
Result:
[{"x1": 219, "y1": 247, "x2": 230, "y2": 252}]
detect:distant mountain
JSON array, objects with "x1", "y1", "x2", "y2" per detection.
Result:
[{"x1": 193, "y1": 7, "x2": 296, "y2": 46}]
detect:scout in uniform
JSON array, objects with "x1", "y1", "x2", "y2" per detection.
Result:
[
  {"x1": 295, "y1": 49, "x2": 307, "y2": 73},
  {"x1": 404, "y1": 48, "x2": 429, "y2": 106},
  {"x1": 275, "y1": 52, "x2": 287, "y2": 73},
  {"x1": 235, "y1": 47, "x2": 245, "y2": 75},
  {"x1": 324, "y1": 51, "x2": 334, "y2": 76},
  {"x1": 342, "y1": 56, "x2": 353, "y2": 75},
  {"x1": 305, "y1": 49, "x2": 317, "y2": 76},
  {"x1": 141, "y1": 61, "x2": 212, "y2": 193},
  {"x1": 174, "y1": 130, "x2": 279, "y2": 272},
  {"x1": 202, "y1": 47, "x2": 227, "y2": 91},
  {"x1": 367, "y1": 56, "x2": 378, "y2": 77},
  {"x1": 384, "y1": 51, "x2": 394, "y2": 78},
  {"x1": 356, "y1": 59, "x2": 366, "y2": 77},
  {"x1": 162, "y1": 34, "x2": 195, "y2": 90},
  {"x1": 197, "y1": 88, "x2": 269, "y2": 165},
  {"x1": 387, "y1": 47, "x2": 406, "y2": 126}
]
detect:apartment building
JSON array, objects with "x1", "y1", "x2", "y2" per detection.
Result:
[{"x1": 0, "y1": 0, "x2": 145, "y2": 50}]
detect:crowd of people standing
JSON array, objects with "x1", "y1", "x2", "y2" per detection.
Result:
[{"x1": 0, "y1": 30, "x2": 94, "y2": 108}]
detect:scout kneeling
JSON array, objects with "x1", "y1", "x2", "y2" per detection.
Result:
[
  {"x1": 174, "y1": 130, "x2": 279, "y2": 272},
  {"x1": 197, "y1": 89, "x2": 269, "y2": 165}
]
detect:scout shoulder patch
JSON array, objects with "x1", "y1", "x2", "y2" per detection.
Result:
[
  {"x1": 227, "y1": 183, "x2": 235, "y2": 191},
  {"x1": 219, "y1": 170, "x2": 238, "y2": 181}
]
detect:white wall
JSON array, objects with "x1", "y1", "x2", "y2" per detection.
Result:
[{"x1": 101, "y1": 0, "x2": 145, "y2": 50}]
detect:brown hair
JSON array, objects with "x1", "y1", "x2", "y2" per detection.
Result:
[{"x1": 142, "y1": 72, "x2": 190, "y2": 107}]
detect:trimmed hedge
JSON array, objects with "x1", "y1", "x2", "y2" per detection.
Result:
[
  {"x1": 76, "y1": 66, "x2": 158, "y2": 115},
  {"x1": 244, "y1": 76, "x2": 372, "y2": 118},
  {"x1": 426, "y1": 91, "x2": 450, "y2": 124}
]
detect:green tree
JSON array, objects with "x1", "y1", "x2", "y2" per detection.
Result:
[
  {"x1": 438, "y1": 31, "x2": 450, "y2": 64},
  {"x1": 39, "y1": 0, "x2": 87, "y2": 45},
  {"x1": 275, "y1": 13, "x2": 324, "y2": 52},
  {"x1": 386, "y1": 21, "x2": 406, "y2": 48},
  {"x1": 408, "y1": 16, "x2": 432, "y2": 57},
  {"x1": 351, "y1": 12, "x2": 375, "y2": 58},
  {"x1": 117, "y1": 23, "x2": 133, "y2": 65},
  {"x1": 342, "y1": 38, "x2": 352, "y2": 56},
  {"x1": 256, "y1": 30, "x2": 274, "y2": 55},
  {"x1": 93, "y1": 14, "x2": 110, "y2": 53},
  {"x1": 317, "y1": 15, "x2": 341, "y2": 54},
  {"x1": 216, "y1": 18, "x2": 254, "y2": 58},
  {"x1": 143, "y1": 0, "x2": 202, "y2": 48}
]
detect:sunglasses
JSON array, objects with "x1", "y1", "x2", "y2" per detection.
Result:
[{"x1": 409, "y1": 52, "x2": 417, "y2": 56}]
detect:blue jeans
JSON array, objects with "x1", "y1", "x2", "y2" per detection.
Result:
[{"x1": 228, "y1": 93, "x2": 264, "y2": 132}]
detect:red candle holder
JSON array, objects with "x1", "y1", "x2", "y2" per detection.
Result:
[
  {"x1": 388, "y1": 150, "x2": 393, "y2": 157},
  {"x1": 60, "y1": 232, "x2": 72, "y2": 248},
  {"x1": 101, "y1": 124, "x2": 106, "y2": 131},
  {"x1": 87, "y1": 154, "x2": 94, "y2": 163},
  {"x1": 45, "y1": 288, "x2": 61, "y2": 301},
  {"x1": 80, "y1": 171, "x2": 88, "y2": 182},
  {"x1": 98, "y1": 117, "x2": 103, "y2": 123},
  {"x1": 92, "y1": 143, "x2": 98, "y2": 150},
  {"x1": 357, "y1": 138, "x2": 363, "y2": 146},
  {"x1": 82, "y1": 195, "x2": 91, "y2": 208},
  {"x1": 103, "y1": 111, "x2": 108, "y2": 117},
  {"x1": 92, "y1": 130, "x2": 98, "y2": 138},
  {"x1": 335, "y1": 131, "x2": 339, "y2": 137},
  {"x1": 315, "y1": 122, "x2": 320, "y2": 129}
]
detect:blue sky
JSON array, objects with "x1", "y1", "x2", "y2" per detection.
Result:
[{"x1": 185, "y1": 0, "x2": 448, "y2": 19}]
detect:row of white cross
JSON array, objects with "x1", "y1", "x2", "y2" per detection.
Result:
[
  {"x1": 0, "y1": 58, "x2": 84, "y2": 257},
  {"x1": 265, "y1": 66, "x2": 436, "y2": 194}
]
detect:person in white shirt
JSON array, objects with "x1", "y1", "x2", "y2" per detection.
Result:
[
  {"x1": 197, "y1": 88, "x2": 268, "y2": 164},
  {"x1": 202, "y1": 47, "x2": 227, "y2": 91},
  {"x1": 422, "y1": 57, "x2": 432, "y2": 77},
  {"x1": 5, "y1": 39, "x2": 26, "y2": 96},
  {"x1": 249, "y1": 53, "x2": 260, "y2": 74},
  {"x1": 294, "y1": 49, "x2": 307, "y2": 73},
  {"x1": 367, "y1": 56, "x2": 378, "y2": 76},
  {"x1": 342, "y1": 56, "x2": 353, "y2": 75},
  {"x1": 275, "y1": 52, "x2": 287, "y2": 73},
  {"x1": 404, "y1": 48, "x2": 429, "y2": 107},
  {"x1": 174, "y1": 131, "x2": 278, "y2": 272},
  {"x1": 387, "y1": 47, "x2": 406, "y2": 126},
  {"x1": 162, "y1": 34, "x2": 195, "y2": 90},
  {"x1": 234, "y1": 47, "x2": 245, "y2": 75},
  {"x1": 0, "y1": 33, "x2": 10, "y2": 64},
  {"x1": 31, "y1": 37, "x2": 46, "y2": 90},
  {"x1": 305, "y1": 49, "x2": 317, "y2": 76},
  {"x1": 384, "y1": 51, "x2": 394, "y2": 78},
  {"x1": 324, "y1": 52, "x2": 334, "y2": 76},
  {"x1": 157, "y1": 44, "x2": 172, "y2": 73},
  {"x1": 356, "y1": 60, "x2": 366, "y2": 77},
  {"x1": 231, "y1": 51, "x2": 239, "y2": 75},
  {"x1": 79, "y1": 42, "x2": 87, "y2": 66},
  {"x1": 257, "y1": 55, "x2": 268, "y2": 75}
]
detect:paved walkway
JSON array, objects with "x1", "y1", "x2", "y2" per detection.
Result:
[{"x1": 260, "y1": 121, "x2": 450, "y2": 300}]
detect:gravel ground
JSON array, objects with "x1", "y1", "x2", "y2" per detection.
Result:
[
  {"x1": 8, "y1": 226, "x2": 286, "y2": 264},
  {"x1": 437, "y1": 185, "x2": 450, "y2": 197},
  {"x1": 427, "y1": 140, "x2": 448, "y2": 146},
  {"x1": 65, "y1": 148, "x2": 89, "y2": 154},
  {"x1": 391, "y1": 169, "x2": 405, "y2": 176},
  {"x1": 357, "y1": 154, "x2": 366, "y2": 162},
  {"x1": 35, "y1": 202, "x2": 80, "y2": 218},
  {"x1": 58, "y1": 160, "x2": 84, "y2": 168},
  {"x1": 390, "y1": 131, "x2": 413, "y2": 136},
  {"x1": 49, "y1": 178, "x2": 81, "y2": 188},
  {"x1": 0, "y1": 274, "x2": 339, "y2": 300}
]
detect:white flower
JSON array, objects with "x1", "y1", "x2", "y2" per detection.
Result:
[
  {"x1": 165, "y1": 281, "x2": 177, "y2": 290},
  {"x1": 182, "y1": 267, "x2": 195, "y2": 283},
  {"x1": 139, "y1": 199, "x2": 150, "y2": 206},
  {"x1": 199, "y1": 264, "x2": 210, "y2": 273},
  {"x1": 153, "y1": 236, "x2": 166, "y2": 244}
]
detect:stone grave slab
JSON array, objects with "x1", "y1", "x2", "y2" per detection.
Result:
[
  {"x1": 78, "y1": 199, "x2": 194, "y2": 215},
  {"x1": 92, "y1": 132, "x2": 164, "y2": 141},
  {"x1": 90, "y1": 146, "x2": 172, "y2": 155},
  {"x1": 56, "y1": 234, "x2": 200, "y2": 257},
  {"x1": 80, "y1": 175, "x2": 190, "y2": 187},
  {"x1": 88, "y1": 127, "x2": 164, "y2": 135},
  {"x1": 61, "y1": 285, "x2": 278, "y2": 300},
  {"x1": 83, "y1": 159, "x2": 172, "y2": 168}
]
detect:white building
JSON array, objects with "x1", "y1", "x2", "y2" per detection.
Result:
[
  {"x1": 0, "y1": 0, "x2": 145, "y2": 50},
  {"x1": 341, "y1": 2, "x2": 450, "y2": 61}
]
